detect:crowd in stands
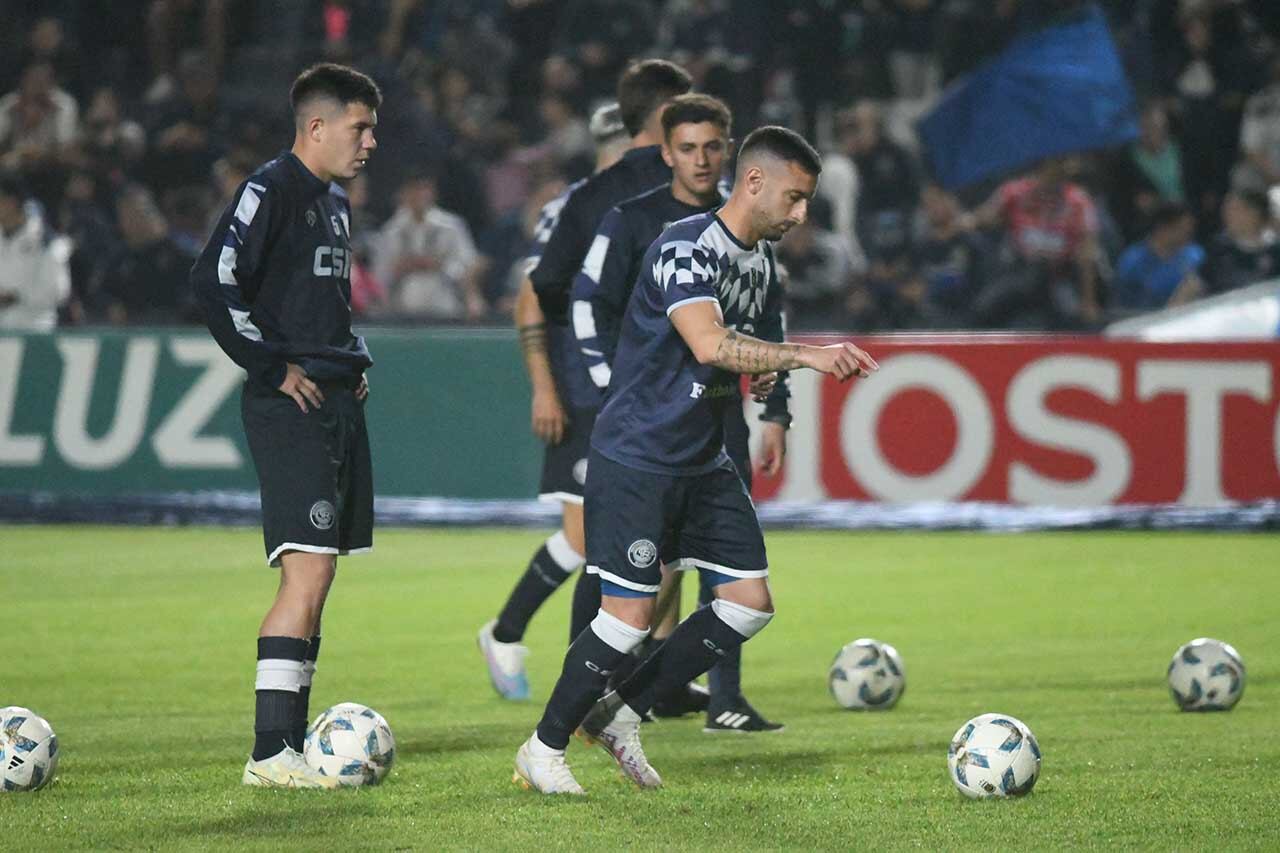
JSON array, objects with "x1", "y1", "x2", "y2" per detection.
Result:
[{"x1": 1, "y1": 0, "x2": 1279, "y2": 333}]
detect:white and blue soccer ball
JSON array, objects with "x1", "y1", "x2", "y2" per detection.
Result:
[
  {"x1": 828, "y1": 638, "x2": 905, "y2": 710},
  {"x1": 947, "y1": 713, "x2": 1041, "y2": 799},
  {"x1": 303, "y1": 702, "x2": 395, "y2": 786},
  {"x1": 1168, "y1": 638, "x2": 1245, "y2": 711},
  {"x1": 0, "y1": 706, "x2": 59, "y2": 792}
]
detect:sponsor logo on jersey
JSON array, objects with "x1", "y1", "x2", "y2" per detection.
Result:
[
  {"x1": 310, "y1": 500, "x2": 335, "y2": 530},
  {"x1": 627, "y1": 539, "x2": 657, "y2": 568},
  {"x1": 313, "y1": 246, "x2": 351, "y2": 279},
  {"x1": 690, "y1": 381, "x2": 736, "y2": 400}
]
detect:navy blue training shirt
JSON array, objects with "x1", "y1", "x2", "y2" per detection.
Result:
[
  {"x1": 191, "y1": 152, "x2": 372, "y2": 390},
  {"x1": 591, "y1": 211, "x2": 785, "y2": 476}
]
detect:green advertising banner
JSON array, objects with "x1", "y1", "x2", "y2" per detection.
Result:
[{"x1": 0, "y1": 329, "x2": 542, "y2": 498}]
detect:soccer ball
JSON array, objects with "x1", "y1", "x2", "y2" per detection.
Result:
[
  {"x1": 303, "y1": 702, "x2": 395, "y2": 786},
  {"x1": 947, "y1": 713, "x2": 1041, "y2": 799},
  {"x1": 1167, "y1": 638, "x2": 1245, "y2": 711},
  {"x1": 827, "y1": 638, "x2": 905, "y2": 710},
  {"x1": 0, "y1": 707, "x2": 58, "y2": 792}
]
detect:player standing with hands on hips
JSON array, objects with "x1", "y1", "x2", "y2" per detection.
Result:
[
  {"x1": 191, "y1": 63, "x2": 380, "y2": 789},
  {"x1": 514, "y1": 126, "x2": 878, "y2": 794}
]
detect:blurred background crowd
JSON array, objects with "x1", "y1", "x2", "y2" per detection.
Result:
[{"x1": 2, "y1": 0, "x2": 1279, "y2": 333}]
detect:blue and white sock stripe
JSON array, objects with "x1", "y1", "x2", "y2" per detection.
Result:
[{"x1": 255, "y1": 657, "x2": 304, "y2": 692}]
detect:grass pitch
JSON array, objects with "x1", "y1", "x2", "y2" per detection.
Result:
[{"x1": 2, "y1": 526, "x2": 1277, "y2": 851}]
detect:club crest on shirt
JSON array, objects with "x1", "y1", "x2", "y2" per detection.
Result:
[
  {"x1": 305, "y1": 209, "x2": 317, "y2": 227},
  {"x1": 628, "y1": 539, "x2": 657, "y2": 568}
]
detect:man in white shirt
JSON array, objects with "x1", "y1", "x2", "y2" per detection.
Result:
[
  {"x1": 0, "y1": 172, "x2": 70, "y2": 331},
  {"x1": 1236, "y1": 57, "x2": 1280, "y2": 191},
  {"x1": 374, "y1": 170, "x2": 487, "y2": 320},
  {"x1": 0, "y1": 63, "x2": 79, "y2": 171}
]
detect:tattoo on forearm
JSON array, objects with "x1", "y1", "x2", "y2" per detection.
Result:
[
  {"x1": 712, "y1": 330, "x2": 802, "y2": 374},
  {"x1": 518, "y1": 323, "x2": 548, "y2": 357}
]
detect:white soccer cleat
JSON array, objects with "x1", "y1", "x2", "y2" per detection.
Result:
[
  {"x1": 478, "y1": 619, "x2": 531, "y2": 701},
  {"x1": 579, "y1": 692, "x2": 662, "y2": 789},
  {"x1": 242, "y1": 746, "x2": 339, "y2": 789},
  {"x1": 512, "y1": 736, "x2": 586, "y2": 795}
]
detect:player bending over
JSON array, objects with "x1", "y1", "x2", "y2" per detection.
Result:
[{"x1": 513, "y1": 126, "x2": 878, "y2": 794}]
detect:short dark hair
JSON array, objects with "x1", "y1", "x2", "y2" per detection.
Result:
[
  {"x1": 737, "y1": 125, "x2": 822, "y2": 176},
  {"x1": 290, "y1": 63, "x2": 382, "y2": 117},
  {"x1": 1149, "y1": 200, "x2": 1191, "y2": 231},
  {"x1": 616, "y1": 59, "x2": 692, "y2": 137},
  {"x1": 661, "y1": 94, "x2": 732, "y2": 139}
]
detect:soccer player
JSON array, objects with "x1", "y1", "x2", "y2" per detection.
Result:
[
  {"x1": 477, "y1": 60, "x2": 693, "y2": 699},
  {"x1": 570, "y1": 93, "x2": 789, "y2": 733},
  {"x1": 477, "y1": 104, "x2": 630, "y2": 700},
  {"x1": 513, "y1": 126, "x2": 878, "y2": 794},
  {"x1": 191, "y1": 63, "x2": 380, "y2": 788}
]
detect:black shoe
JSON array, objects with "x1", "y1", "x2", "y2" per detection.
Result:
[
  {"x1": 651, "y1": 681, "x2": 711, "y2": 718},
  {"x1": 704, "y1": 697, "x2": 784, "y2": 733}
]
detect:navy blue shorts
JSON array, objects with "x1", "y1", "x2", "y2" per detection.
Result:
[
  {"x1": 583, "y1": 449, "x2": 768, "y2": 598},
  {"x1": 538, "y1": 406, "x2": 596, "y2": 504}
]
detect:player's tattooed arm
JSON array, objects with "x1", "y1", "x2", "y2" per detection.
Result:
[
  {"x1": 712, "y1": 330, "x2": 808, "y2": 373},
  {"x1": 672, "y1": 300, "x2": 878, "y2": 382}
]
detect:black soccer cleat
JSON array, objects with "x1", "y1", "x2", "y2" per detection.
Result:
[
  {"x1": 651, "y1": 681, "x2": 711, "y2": 718},
  {"x1": 703, "y1": 697, "x2": 784, "y2": 733}
]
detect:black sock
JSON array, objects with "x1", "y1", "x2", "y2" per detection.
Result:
[
  {"x1": 292, "y1": 635, "x2": 321, "y2": 751},
  {"x1": 698, "y1": 579, "x2": 743, "y2": 705},
  {"x1": 617, "y1": 606, "x2": 747, "y2": 718},
  {"x1": 609, "y1": 635, "x2": 661, "y2": 691},
  {"x1": 494, "y1": 542, "x2": 576, "y2": 643},
  {"x1": 568, "y1": 570, "x2": 601, "y2": 645},
  {"x1": 253, "y1": 636, "x2": 309, "y2": 761},
  {"x1": 536, "y1": 624, "x2": 632, "y2": 749}
]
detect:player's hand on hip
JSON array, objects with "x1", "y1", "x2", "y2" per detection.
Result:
[
  {"x1": 532, "y1": 385, "x2": 567, "y2": 445},
  {"x1": 749, "y1": 372, "x2": 778, "y2": 402},
  {"x1": 757, "y1": 421, "x2": 787, "y2": 477},
  {"x1": 355, "y1": 374, "x2": 369, "y2": 401},
  {"x1": 279, "y1": 362, "x2": 324, "y2": 412},
  {"x1": 803, "y1": 342, "x2": 878, "y2": 381}
]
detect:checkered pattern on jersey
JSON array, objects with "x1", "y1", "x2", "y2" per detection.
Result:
[{"x1": 656, "y1": 239, "x2": 720, "y2": 295}]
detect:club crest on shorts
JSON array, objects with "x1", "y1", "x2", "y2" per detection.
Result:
[
  {"x1": 572, "y1": 458, "x2": 589, "y2": 486},
  {"x1": 309, "y1": 500, "x2": 335, "y2": 530},
  {"x1": 627, "y1": 539, "x2": 657, "y2": 568}
]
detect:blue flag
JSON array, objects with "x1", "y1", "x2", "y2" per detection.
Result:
[{"x1": 919, "y1": 5, "x2": 1138, "y2": 190}]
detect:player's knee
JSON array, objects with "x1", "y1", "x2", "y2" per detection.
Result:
[
  {"x1": 590, "y1": 607, "x2": 650, "y2": 653},
  {"x1": 600, "y1": 595, "x2": 655, "y2": 633},
  {"x1": 711, "y1": 598, "x2": 774, "y2": 640}
]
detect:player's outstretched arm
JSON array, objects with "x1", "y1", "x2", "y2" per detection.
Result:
[{"x1": 670, "y1": 300, "x2": 877, "y2": 381}]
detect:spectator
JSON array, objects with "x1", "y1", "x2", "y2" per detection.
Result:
[
  {"x1": 774, "y1": 196, "x2": 857, "y2": 330},
  {"x1": 965, "y1": 157, "x2": 1103, "y2": 328},
  {"x1": 79, "y1": 87, "x2": 147, "y2": 186},
  {"x1": 1113, "y1": 201, "x2": 1205, "y2": 311},
  {"x1": 374, "y1": 169, "x2": 487, "y2": 321},
  {"x1": 553, "y1": 0, "x2": 656, "y2": 100},
  {"x1": 1235, "y1": 55, "x2": 1280, "y2": 191},
  {"x1": 818, "y1": 106, "x2": 867, "y2": 276},
  {"x1": 885, "y1": 0, "x2": 941, "y2": 102},
  {"x1": 92, "y1": 184, "x2": 198, "y2": 324},
  {"x1": 57, "y1": 169, "x2": 118, "y2": 322},
  {"x1": 537, "y1": 91, "x2": 592, "y2": 172},
  {"x1": 914, "y1": 184, "x2": 985, "y2": 326},
  {"x1": 0, "y1": 62, "x2": 79, "y2": 172},
  {"x1": 848, "y1": 100, "x2": 919, "y2": 269},
  {"x1": 1205, "y1": 189, "x2": 1280, "y2": 293},
  {"x1": 477, "y1": 172, "x2": 569, "y2": 319},
  {"x1": 0, "y1": 171, "x2": 71, "y2": 331},
  {"x1": 1110, "y1": 101, "x2": 1187, "y2": 241},
  {"x1": 344, "y1": 171, "x2": 388, "y2": 318},
  {"x1": 145, "y1": 51, "x2": 228, "y2": 189}
]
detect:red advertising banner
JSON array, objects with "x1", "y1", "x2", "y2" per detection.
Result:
[{"x1": 750, "y1": 336, "x2": 1280, "y2": 507}]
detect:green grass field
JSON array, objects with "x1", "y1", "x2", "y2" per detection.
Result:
[{"x1": 2, "y1": 526, "x2": 1277, "y2": 850}]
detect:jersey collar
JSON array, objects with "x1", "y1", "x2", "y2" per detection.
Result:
[{"x1": 283, "y1": 152, "x2": 333, "y2": 197}]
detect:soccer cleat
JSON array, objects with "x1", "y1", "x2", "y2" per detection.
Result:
[
  {"x1": 242, "y1": 746, "x2": 340, "y2": 789},
  {"x1": 512, "y1": 736, "x2": 586, "y2": 795},
  {"x1": 703, "y1": 697, "x2": 785, "y2": 734},
  {"x1": 478, "y1": 619, "x2": 531, "y2": 701},
  {"x1": 651, "y1": 681, "x2": 711, "y2": 718},
  {"x1": 579, "y1": 691, "x2": 662, "y2": 789}
]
